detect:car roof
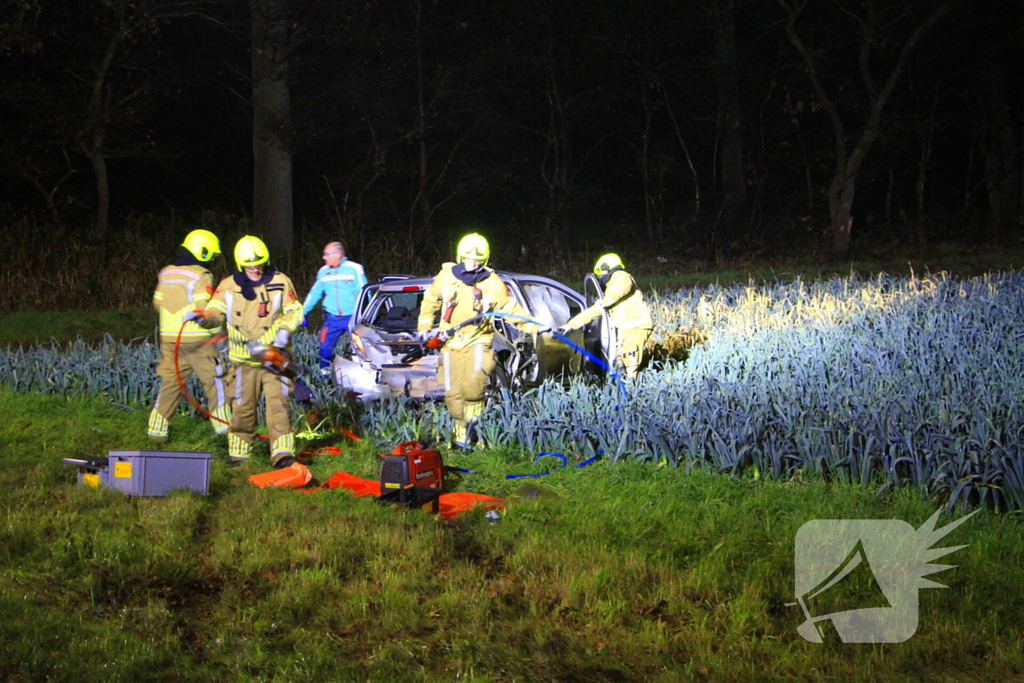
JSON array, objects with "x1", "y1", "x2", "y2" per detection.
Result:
[{"x1": 374, "y1": 270, "x2": 578, "y2": 292}]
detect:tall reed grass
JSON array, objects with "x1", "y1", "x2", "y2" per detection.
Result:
[{"x1": 404, "y1": 271, "x2": 1024, "y2": 511}]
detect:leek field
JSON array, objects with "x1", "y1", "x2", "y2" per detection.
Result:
[{"x1": 1, "y1": 270, "x2": 1022, "y2": 681}]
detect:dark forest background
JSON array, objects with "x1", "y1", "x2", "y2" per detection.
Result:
[{"x1": 1, "y1": 0, "x2": 1022, "y2": 289}]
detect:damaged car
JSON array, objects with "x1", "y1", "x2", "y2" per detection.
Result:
[{"x1": 333, "y1": 271, "x2": 607, "y2": 401}]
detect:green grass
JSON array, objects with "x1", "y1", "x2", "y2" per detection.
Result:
[
  {"x1": 0, "y1": 307, "x2": 157, "y2": 347},
  {"x1": 1, "y1": 384, "x2": 1021, "y2": 682}
]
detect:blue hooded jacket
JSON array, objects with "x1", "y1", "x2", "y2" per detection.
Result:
[{"x1": 302, "y1": 258, "x2": 368, "y2": 317}]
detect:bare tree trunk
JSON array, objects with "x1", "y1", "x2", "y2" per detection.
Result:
[
  {"x1": 885, "y1": 167, "x2": 894, "y2": 227},
  {"x1": 252, "y1": 0, "x2": 293, "y2": 266},
  {"x1": 981, "y1": 65, "x2": 1020, "y2": 237},
  {"x1": 637, "y1": 77, "x2": 660, "y2": 242},
  {"x1": 86, "y1": 139, "x2": 110, "y2": 241},
  {"x1": 714, "y1": 0, "x2": 746, "y2": 247},
  {"x1": 25, "y1": 151, "x2": 75, "y2": 235},
  {"x1": 541, "y1": 52, "x2": 571, "y2": 247},
  {"x1": 779, "y1": 0, "x2": 953, "y2": 257},
  {"x1": 409, "y1": 0, "x2": 433, "y2": 244},
  {"x1": 663, "y1": 83, "x2": 701, "y2": 216},
  {"x1": 80, "y1": 10, "x2": 125, "y2": 241},
  {"x1": 915, "y1": 89, "x2": 939, "y2": 232}
]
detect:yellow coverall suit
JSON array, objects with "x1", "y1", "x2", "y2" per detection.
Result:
[
  {"x1": 148, "y1": 264, "x2": 231, "y2": 441},
  {"x1": 418, "y1": 264, "x2": 535, "y2": 446},
  {"x1": 566, "y1": 268, "x2": 653, "y2": 379},
  {"x1": 203, "y1": 271, "x2": 304, "y2": 465}
]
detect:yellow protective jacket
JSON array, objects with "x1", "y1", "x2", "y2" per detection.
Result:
[
  {"x1": 203, "y1": 271, "x2": 304, "y2": 365},
  {"x1": 567, "y1": 269, "x2": 653, "y2": 333},
  {"x1": 417, "y1": 264, "x2": 534, "y2": 349},
  {"x1": 153, "y1": 264, "x2": 219, "y2": 340}
]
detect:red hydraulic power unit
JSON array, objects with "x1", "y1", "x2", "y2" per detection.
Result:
[{"x1": 377, "y1": 441, "x2": 443, "y2": 512}]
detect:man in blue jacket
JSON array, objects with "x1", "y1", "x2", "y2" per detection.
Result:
[{"x1": 303, "y1": 242, "x2": 368, "y2": 372}]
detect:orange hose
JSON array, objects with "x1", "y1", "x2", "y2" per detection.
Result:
[
  {"x1": 173, "y1": 321, "x2": 363, "y2": 443},
  {"x1": 173, "y1": 320, "x2": 269, "y2": 439}
]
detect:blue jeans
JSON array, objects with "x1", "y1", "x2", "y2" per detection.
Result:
[{"x1": 318, "y1": 313, "x2": 351, "y2": 369}]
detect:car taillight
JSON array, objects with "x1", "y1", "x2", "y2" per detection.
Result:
[
  {"x1": 401, "y1": 286, "x2": 420, "y2": 291},
  {"x1": 351, "y1": 332, "x2": 368, "y2": 358}
]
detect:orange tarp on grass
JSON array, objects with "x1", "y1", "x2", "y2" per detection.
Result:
[
  {"x1": 247, "y1": 462, "x2": 313, "y2": 489},
  {"x1": 300, "y1": 469, "x2": 505, "y2": 518}
]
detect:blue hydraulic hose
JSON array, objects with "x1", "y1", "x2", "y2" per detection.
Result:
[
  {"x1": 481, "y1": 309, "x2": 630, "y2": 460},
  {"x1": 439, "y1": 309, "x2": 629, "y2": 474},
  {"x1": 449, "y1": 450, "x2": 604, "y2": 478},
  {"x1": 481, "y1": 310, "x2": 629, "y2": 396}
]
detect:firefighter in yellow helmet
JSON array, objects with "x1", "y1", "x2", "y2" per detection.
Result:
[
  {"x1": 148, "y1": 229, "x2": 231, "y2": 442},
  {"x1": 561, "y1": 253, "x2": 653, "y2": 379},
  {"x1": 418, "y1": 233, "x2": 538, "y2": 449},
  {"x1": 189, "y1": 236, "x2": 304, "y2": 467}
]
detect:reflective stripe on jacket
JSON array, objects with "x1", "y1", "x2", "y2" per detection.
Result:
[
  {"x1": 153, "y1": 264, "x2": 217, "y2": 340},
  {"x1": 205, "y1": 272, "x2": 304, "y2": 365},
  {"x1": 566, "y1": 269, "x2": 653, "y2": 333},
  {"x1": 302, "y1": 258, "x2": 368, "y2": 316},
  {"x1": 417, "y1": 264, "x2": 532, "y2": 350}
]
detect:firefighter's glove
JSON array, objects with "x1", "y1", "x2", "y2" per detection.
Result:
[
  {"x1": 557, "y1": 325, "x2": 573, "y2": 335},
  {"x1": 273, "y1": 328, "x2": 291, "y2": 348},
  {"x1": 184, "y1": 309, "x2": 206, "y2": 323}
]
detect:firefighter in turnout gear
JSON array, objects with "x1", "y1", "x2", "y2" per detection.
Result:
[
  {"x1": 191, "y1": 236, "x2": 304, "y2": 467},
  {"x1": 562, "y1": 253, "x2": 653, "y2": 379},
  {"x1": 418, "y1": 233, "x2": 538, "y2": 449},
  {"x1": 148, "y1": 229, "x2": 231, "y2": 442}
]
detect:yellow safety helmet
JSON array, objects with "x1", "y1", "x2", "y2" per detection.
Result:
[
  {"x1": 456, "y1": 233, "x2": 490, "y2": 266},
  {"x1": 182, "y1": 229, "x2": 221, "y2": 262},
  {"x1": 594, "y1": 253, "x2": 624, "y2": 277},
  {"x1": 234, "y1": 235, "x2": 270, "y2": 270}
]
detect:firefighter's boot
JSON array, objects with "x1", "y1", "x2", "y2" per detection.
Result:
[
  {"x1": 452, "y1": 418, "x2": 470, "y2": 451},
  {"x1": 147, "y1": 409, "x2": 169, "y2": 443},
  {"x1": 454, "y1": 401, "x2": 485, "y2": 451},
  {"x1": 228, "y1": 433, "x2": 252, "y2": 461},
  {"x1": 270, "y1": 434, "x2": 296, "y2": 469}
]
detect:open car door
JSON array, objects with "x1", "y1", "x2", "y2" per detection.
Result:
[
  {"x1": 354, "y1": 282, "x2": 382, "y2": 323},
  {"x1": 508, "y1": 278, "x2": 585, "y2": 385},
  {"x1": 344, "y1": 283, "x2": 382, "y2": 351},
  {"x1": 583, "y1": 273, "x2": 615, "y2": 376}
]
